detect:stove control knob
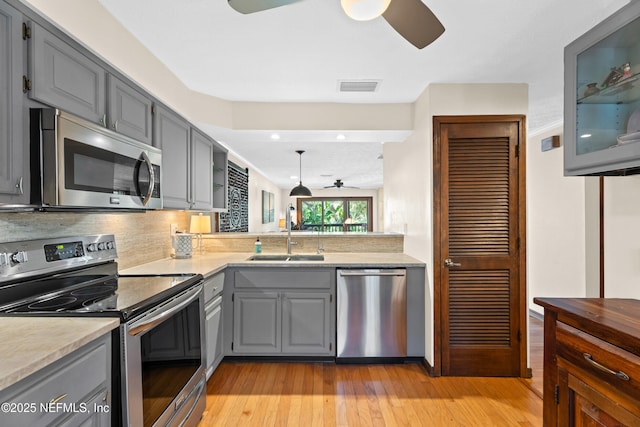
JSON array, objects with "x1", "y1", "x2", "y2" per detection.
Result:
[
  {"x1": 106, "y1": 241, "x2": 114, "y2": 250},
  {"x1": 86, "y1": 243, "x2": 97, "y2": 252},
  {"x1": 0, "y1": 253, "x2": 8, "y2": 267},
  {"x1": 97, "y1": 242, "x2": 105, "y2": 251},
  {"x1": 11, "y1": 251, "x2": 28, "y2": 264}
]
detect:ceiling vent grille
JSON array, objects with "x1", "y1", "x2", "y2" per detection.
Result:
[{"x1": 338, "y1": 80, "x2": 380, "y2": 93}]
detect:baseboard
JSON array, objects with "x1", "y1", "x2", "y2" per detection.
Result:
[
  {"x1": 529, "y1": 308, "x2": 544, "y2": 322},
  {"x1": 420, "y1": 358, "x2": 435, "y2": 377}
]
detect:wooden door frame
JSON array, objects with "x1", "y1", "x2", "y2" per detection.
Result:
[{"x1": 432, "y1": 115, "x2": 528, "y2": 377}]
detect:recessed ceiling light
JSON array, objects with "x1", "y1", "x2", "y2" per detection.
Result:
[
  {"x1": 271, "y1": 133, "x2": 280, "y2": 140},
  {"x1": 336, "y1": 134, "x2": 346, "y2": 140},
  {"x1": 580, "y1": 133, "x2": 592, "y2": 138},
  {"x1": 290, "y1": 175, "x2": 298, "y2": 180}
]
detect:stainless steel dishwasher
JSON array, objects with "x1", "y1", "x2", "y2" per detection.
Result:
[{"x1": 336, "y1": 269, "x2": 407, "y2": 360}]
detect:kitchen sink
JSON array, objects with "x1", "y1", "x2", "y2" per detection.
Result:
[{"x1": 247, "y1": 254, "x2": 324, "y2": 261}]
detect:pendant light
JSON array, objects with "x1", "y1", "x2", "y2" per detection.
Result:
[{"x1": 290, "y1": 150, "x2": 312, "y2": 197}]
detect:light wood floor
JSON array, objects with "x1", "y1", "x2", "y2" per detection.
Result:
[{"x1": 200, "y1": 316, "x2": 544, "y2": 426}]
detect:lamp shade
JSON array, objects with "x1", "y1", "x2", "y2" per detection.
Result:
[
  {"x1": 289, "y1": 183, "x2": 312, "y2": 197},
  {"x1": 189, "y1": 213, "x2": 211, "y2": 234},
  {"x1": 278, "y1": 218, "x2": 286, "y2": 228},
  {"x1": 340, "y1": 0, "x2": 391, "y2": 21}
]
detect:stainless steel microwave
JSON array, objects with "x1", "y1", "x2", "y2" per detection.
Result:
[{"x1": 30, "y1": 108, "x2": 162, "y2": 210}]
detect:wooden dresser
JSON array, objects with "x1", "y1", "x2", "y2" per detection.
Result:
[{"x1": 534, "y1": 298, "x2": 640, "y2": 426}]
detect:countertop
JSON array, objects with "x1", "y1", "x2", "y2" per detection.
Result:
[
  {"x1": 0, "y1": 317, "x2": 119, "y2": 392},
  {"x1": 120, "y1": 252, "x2": 426, "y2": 277},
  {"x1": 1, "y1": 251, "x2": 424, "y2": 392}
]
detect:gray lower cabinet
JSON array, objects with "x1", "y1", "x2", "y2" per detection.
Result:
[
  {"x1": 230, "y1": 268, "x2": 335, "y2": 356},
  {"x1": 28, "y1": 22, "x2": 106, "y2": 125},
  {"x1": 0, "y1": 1, "x2": 27, "y2": 203},
  {"x1": 0, "y1": 333, "x2": 111, "y2": 427},
  {"x1": 204, "y1": 272, "x2": 224, "y2": 378}
]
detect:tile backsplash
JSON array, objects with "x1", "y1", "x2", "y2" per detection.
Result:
[{"x1": 0, "y1": 211, "x2": 189, "y2": 269}]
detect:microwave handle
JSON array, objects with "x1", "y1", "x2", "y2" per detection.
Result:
[{"x1": 139, "y1": 151, "x2": 155, "y2": 206}]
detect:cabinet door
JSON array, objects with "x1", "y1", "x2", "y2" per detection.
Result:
[
  {"x1": 212, "y1": 148, "x2": 228, "y2": 210},
  {"x1": 29, "y1": 23, "x2": 106, "y2": 124},
  {"x1": 282, "y1": 292, "x2": 332, "y2": 354},
  {"x1": 153, "y1": 104, "x2": 190, "y2": 209},
  {"x1": 0, "y1": 1, "x2": 26, "y2": 201},
  {"x1": 232, "y1": 292, "x2": 280, "y2": 354},
  {"x1": 190, "y1": 128, "x2": 214, "y2": 210},
  {"x1": 205, "y1": 296, "x2": 223, "y2": 378},
  {"x1": 559, "y1": 367, "x2": 640, "y2": 426},
  {"x1": 107, "y1": 74, "x2": 153, "y2": 144}
]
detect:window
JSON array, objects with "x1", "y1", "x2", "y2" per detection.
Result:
[{"x1": 297, "y1": 197, "x2": 373, "y2": 232}]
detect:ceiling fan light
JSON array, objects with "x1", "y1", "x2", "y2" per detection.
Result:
[{"x1": 340, "y1": 0, "x2": 391, "y2": 21}]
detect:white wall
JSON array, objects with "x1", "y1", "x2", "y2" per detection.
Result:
[
  {"x1": 384, "y1": 83, "x2": 528, "y2": 365},
  {"x1": 604, "y1": 176, "x2": 640, "y2": 298},
  {"x1": 526, "y1": 126, "x2": 596, "y2": 315}
]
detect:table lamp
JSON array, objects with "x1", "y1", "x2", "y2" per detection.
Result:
[{"x1": 189, "y1": 213, "x2": 211, "y2": 254}]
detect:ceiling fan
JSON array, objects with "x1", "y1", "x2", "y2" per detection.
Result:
[
  {"x1": 227, "y1": 0, "x2": 445, "y2": 49},
  {"x1": 324, "y1": 179, "x2": 359, "y2": 189}
]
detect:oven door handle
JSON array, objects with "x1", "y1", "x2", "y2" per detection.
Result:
[
  {"x1": 127, "y1": 285, "x2": 201, "y2": 336},
  {"x1": 139, "y1": 151, "x2": 155, "y2": 207}
]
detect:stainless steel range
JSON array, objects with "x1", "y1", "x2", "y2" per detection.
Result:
[{"x1": 0, "y1": 235, "x2": 206, "y2": 427}]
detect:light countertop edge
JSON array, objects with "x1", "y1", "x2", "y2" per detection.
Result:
[
  {"x1": 120, "y1": 252, "x2": 426, "y2": 277},
  {"x1": 0, "y1": 317, "x2": 119, "y2": 393}
]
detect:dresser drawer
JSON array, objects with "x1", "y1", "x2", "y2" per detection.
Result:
[{"x1": 557, "y1": 322, "x2": 640, "y2": 397}]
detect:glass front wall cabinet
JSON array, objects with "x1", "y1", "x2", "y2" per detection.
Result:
[{"x1": 564, "y1": 1, "x2": 640, "y2": 176}]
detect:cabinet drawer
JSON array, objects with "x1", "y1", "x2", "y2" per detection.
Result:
[
  {"x1": 557, "y1": 322, "x2": 640, "y2": 397},
  {"x1": 204, "y1": 272, "x2": 225, "y2": 302},
  {"x1": 234, "y1": 269, "x2": 331, "y2": 289},
  {"x1": 0, "y1": 335, "x2": 110, "y2": 426}
]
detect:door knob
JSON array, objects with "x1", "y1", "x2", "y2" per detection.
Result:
[{"x1": 444, "y1": 258, "x2": 461, "y2": 267}]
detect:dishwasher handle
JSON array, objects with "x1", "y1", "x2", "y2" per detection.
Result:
[{"x1": 339, "y1": 270, "x2": 406, "y2": 277}]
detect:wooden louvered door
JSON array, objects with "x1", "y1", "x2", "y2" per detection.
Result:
[{"x1": 434, "y1": 115, "x2": 527, "y2": 377}]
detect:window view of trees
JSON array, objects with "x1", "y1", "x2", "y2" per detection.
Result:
[{"x1": 298, "y1": 197, "x2": 372, "y2": 232}]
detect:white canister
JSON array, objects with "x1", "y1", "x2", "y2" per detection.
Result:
[{"x1": 172, "y1": 233, "x2": 195, "y2": 259}]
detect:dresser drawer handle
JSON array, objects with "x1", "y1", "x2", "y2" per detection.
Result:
[{"x1": 583, "y1": 353, "x2": 630, "y2": 381}]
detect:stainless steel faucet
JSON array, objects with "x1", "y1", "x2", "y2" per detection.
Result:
[{"x1": 286, "y1": 204, "x2": 297, "y2": 254}]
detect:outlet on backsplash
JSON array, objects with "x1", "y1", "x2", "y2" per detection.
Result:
[{"x1": 170, "y1": 224, "x2": 177, "y2": 236}]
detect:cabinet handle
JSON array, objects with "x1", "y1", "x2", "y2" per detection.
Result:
[
  {"x1": 112, "y1": 120, "x2": 118, "y2": 131},
  {"x1": 49, "y1": 393, "x2": 68, "y2": 405},
  {"x1": 15, "y1": 177, "x2": 23, "y2": 195},
  {"x1": 583, "y1": 353, "x2": 630, "y2": 381},
  {"x1": 100, "y1": 114, "x2": 106, "y2": 126}
]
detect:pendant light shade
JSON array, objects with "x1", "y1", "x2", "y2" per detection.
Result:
[{"x1": 290, "y1": 150, "x2": 312, "y2": 197}]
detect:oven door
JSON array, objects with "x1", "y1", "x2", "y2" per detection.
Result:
[
  {"x1": 122, "y1": 284, "x2": 206, "y2": 427},
  {"x1": 39, "y1": 109, "x2": 162, "y2": 209}
]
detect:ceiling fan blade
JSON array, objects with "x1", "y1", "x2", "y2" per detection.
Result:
[
  {"x1": 382, "y1": 0, "x2": 445, "y2": 49},
  {"x1": 228, "y1": 0, "x2": 305, "y2": 14}
]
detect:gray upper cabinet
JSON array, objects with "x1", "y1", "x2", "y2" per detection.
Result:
[
  {"x1": 28, "y1": 22, "x2": 106, "y2": 125},
  {"x1": 27, "y1": 22, "x2": 154, "y2": 145},
  {"x1": 191, "y1": 128, "x2": 214, "y2": 210},
  {"x1": 153, "y1": 104, "x2": 191, "y2": 209},
  {"x1": 107, "y1": 74, "x2": 153, "y2": 144},
  {"x1": 0, "y1": 1, "x2": 26, "y2": 203}
]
